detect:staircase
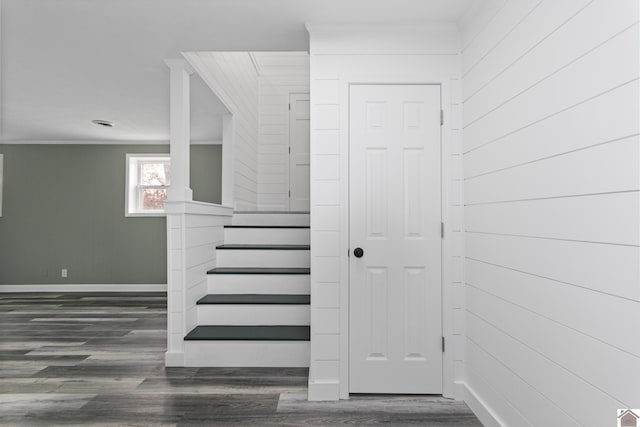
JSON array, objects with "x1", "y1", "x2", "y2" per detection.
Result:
[{"x1": 183, "y1": 211, "x2": 310, "y2": 367}]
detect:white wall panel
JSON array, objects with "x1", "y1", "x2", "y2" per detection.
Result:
[
  {"x1": 308, "y1": 27, "x2": 462, "y2": 400},
  {"x1": 464, "y1": 0, "x2": 638, "y2": 125},
  {"x1": 463, "y1": 0, "x2": 591, "y2": 98},
  {"x1": 468, "y1": 285, "x2": 640, "y2": 406},
  {"x1": 465, "y1": 192, "x2": 639, "y2": 246},
  {"x1": 461, "y1": 0, "x2": 541, "y2": 76},
  {"x1": 257, "y1": 53, "x2": 309, "y2": 211},
  {"x1": 464, "y1": 24, "x2": 639, "y2": 152},
  {"x1": 164, "y1": 204, "x2": 232, "y2": 366},
  {"x1": 467, "y1": 232, "x2": 640, "y2": 301},
  {"x1": 462, "y1": 0, "x2": 640, "y2": 424},
  {"x1": 311, "y1": 130, "x2": 340, "y2": 155},
  {"x1": 309, "y1": 27, "x2": 460, "y2": 55},
  {"x1": 467, "y1": 312, "x2": 630, "y2": 427},
  {"x1": 464, "y1": 80, "x2": 639, "y2": 177},
  {"x1": 312, "y1": 79, "x2": 340, "y2": 104},
  {"x1": 466, "y1": 340, "x2": 579, "y2": 427},
  {"x1": 466, "y1": 258, "x2": 640, "y2": 359},
  {"x1": 311, "y1": 283, "x2": 340, "y2": 308},
  {"x1": 185, "y1": 52, "x2": 259, "y2": 210},
  {"x1": 459, "y1": 0, "x2": 507, "y2": 51},
  {"x1": 465, "y1": 136, "x2": 639, "y2": 205},
  {"x1": 465, "y1": 362, "x2": 532, "y2": 427}
]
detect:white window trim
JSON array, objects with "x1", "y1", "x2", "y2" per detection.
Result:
[{"x1": 125, "y1": 153, "x2": 170, "y2": 217}]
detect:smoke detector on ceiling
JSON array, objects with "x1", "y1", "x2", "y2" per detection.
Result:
[{"x1": 92, "y1": 119, "x2": 115, "y2": 128}]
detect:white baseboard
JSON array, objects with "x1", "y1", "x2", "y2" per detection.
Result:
[
  {"x1": 462, "y1": 382, "x2": 504, "y2": 427},
  {"x1": 0, "y1": 284, "x2": 167, "y2": 292},
  {"x1": 307, "y1": 380, "x2": 341, "y2": 401},
  {"x1": 453, "y1": 380, "x2": 467, "y2": 401},
  {"x1": 165, "y1": 351, "x2": 185, "y2": 367}
]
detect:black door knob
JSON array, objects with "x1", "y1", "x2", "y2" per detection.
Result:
[{"x1": 353, "y1": 248, "x2": 364, "y2": 258}]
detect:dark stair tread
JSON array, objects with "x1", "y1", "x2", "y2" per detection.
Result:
[
  {"x1": 197, "y1": 294, "x2": 310, "y2": 305},
  {"x1": 185, "y1": 325, "x2": 310, "y2": 341},
  {"x1": 216, "y1": 244, "x2": 310, "y2": 250},
  {"x1": 224, "y1": 225, "x2": 310, "y2": 229},
  {"x1": 207, "y1": 267, "x2": 310, "y2": 275}
]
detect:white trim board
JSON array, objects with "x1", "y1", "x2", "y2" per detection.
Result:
[
  {"x1": 461, "y1": 382, "x2": 505, "y2": 427},
  {"x1": 0, "y1": 284, "x2": 167, "y2": 292}
]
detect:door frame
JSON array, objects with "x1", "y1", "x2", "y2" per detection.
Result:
[
  {"x1": 336, "y1": 74, "x2": 457, "y2": 400},
  {"x1": 347, "y1": 83, "x2": 443, "y2": 395}
]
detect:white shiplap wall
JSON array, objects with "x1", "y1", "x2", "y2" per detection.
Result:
[
  {"x1": 165, "y1": 203, "x2": 232, "y2": 366},
  {"x1": 461, "y1": 0, "x2": 640, "y2": 426},
  {"x1": 307, "y1": 27, "x2": 464, "y2": 400},
  {"x1": 255, "y1": 52, "x2": 310, "y2": 210},
  {"x1": 185, "y1": 52, "x2": 259, "y2": 210}
]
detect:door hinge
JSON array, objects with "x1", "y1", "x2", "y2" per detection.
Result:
[
  {"x1": 441, "y1": 222, "x2": 445, "y2": 239},
  {"x1": 442, "y1": 336, "x2": 445, "y2": 353},
  {"x1": 289, "y1": 103, "x2": 291, "y2": 111},
  {"x1": 440, "y1": 109, "x2": 444, "y2": 126},
  {"x1": 288, "y1": 146, "x2": 291, "y2": 154},
  {"x1": 288, "y1": 190, "x2": 291, "y2": 198}
]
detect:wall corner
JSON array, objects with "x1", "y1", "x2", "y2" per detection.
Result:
[{"x1": 307, "y1": 379, "x2": 341, "y2": 401}]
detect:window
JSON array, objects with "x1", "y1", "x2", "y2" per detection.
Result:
[{"x1": 126, "y1": 154, "x2": 170, "y2": 216}]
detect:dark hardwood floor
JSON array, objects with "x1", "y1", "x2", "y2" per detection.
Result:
[{"x1": 0, "y1": 292, "x2": 483, "y2": 426}]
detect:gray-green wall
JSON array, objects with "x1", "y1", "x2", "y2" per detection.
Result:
[{"x1": 0, "y1": 144, "x2": 222, "y2": 285}]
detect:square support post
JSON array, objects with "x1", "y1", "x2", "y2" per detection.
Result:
[{"x1": 165, "y1": 59, "x2": 194, "y2": 202}]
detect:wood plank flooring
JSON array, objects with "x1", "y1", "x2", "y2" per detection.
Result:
[{"x1": 0, "y1": 293, "x2": 483, "y2": 426}]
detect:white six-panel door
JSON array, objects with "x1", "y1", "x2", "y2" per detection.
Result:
[
  {"x1": 349, "y1": 84, "x2": 442, "y2": 394},
  {"x1": 289, "y1": 93, "x2": 310, "y2": 211}
]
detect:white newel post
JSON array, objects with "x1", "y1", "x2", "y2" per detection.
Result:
[
  {"x1": 165, "y1": 59, "x2": 193, "y2": 203},
  {"x1": 164, "y1": 58, "x2": 193, "y2": 366}
]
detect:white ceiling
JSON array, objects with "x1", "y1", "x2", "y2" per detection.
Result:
[{"x1": 0, "y1": 0, "x2": 476, "y2": 143}]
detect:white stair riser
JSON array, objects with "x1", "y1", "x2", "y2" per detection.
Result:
[
  {"x1": 224, "y1": 228, "x2": 310, "y2": 245},
  {"x1": 207, "y1": 274, "x2": 310, "y2": 294},
  {"x1": 197, "y1": 305, "x2": 310, "y2": 325},
  {"x1": 217, "y1": 250, "x2": 310, "y2": 268},
  {"x1": 184, "y1": 341, "x2": 309, "y2": 367},
  {"x1": 232, "y1": 213, "x2": 310, "y2": 227}
]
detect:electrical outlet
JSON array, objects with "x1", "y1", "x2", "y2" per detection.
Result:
[{"x1": 61, "y1": 269, "x2": 68, "y2": 278}]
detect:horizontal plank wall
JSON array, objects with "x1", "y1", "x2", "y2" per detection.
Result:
[
  {"x1": 256, "y1": 52, "x2": 310, "y2": 211},
  {"x1": 307, "y1": 26, "x2": 463, "y2": 400},
  {"x1": 461, "y1": 0, "x2": 640, "y2": 425},
  {"x1": 0, "y1": 143, "x2": 221, "y2": 287},
  {"x1": 185, "y1": 52, "x2": 259, "y2": 211},
  {"x1": 165, "y1": 202, "x2": 232, "y2": 366}
]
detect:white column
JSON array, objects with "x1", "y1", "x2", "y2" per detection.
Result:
[
  {"x1": 165, "y1": 59, "x2": 193, "y2": 202},
  {"x1": 164, "y1": 58, "x2": 193, "y2": 367},
  {"x1": 221, "y1": 113, "x2": 235, "y2": 208}
]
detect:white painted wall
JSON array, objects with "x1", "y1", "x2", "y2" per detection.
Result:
[
  {"x1": 460, "y1": 0, "x2": 640, "y2": 425},
  {"x1": 165, "y1": 202, "x2": 232, "y2": 366},
  {"x1": 307, "y1": 26, "x2": 464, "y2": 400},
  {"x1": 185, "y1": 52, "x2": 260, "y2": 211},
  {"x1": 256, "y1": 52, "x2": 310, "y2": 211}
]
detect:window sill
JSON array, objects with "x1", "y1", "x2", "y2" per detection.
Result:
[{"x1": 125, "y1": 212, "x2": 167, "y2": 218}]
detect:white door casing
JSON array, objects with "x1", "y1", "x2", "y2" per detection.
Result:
[
  {"x1": 289, "y1": 93, "x2": 311, "y2": 211},
  {"x1": 349, "y1": 84, "x2": 442, "y2": 394}
]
